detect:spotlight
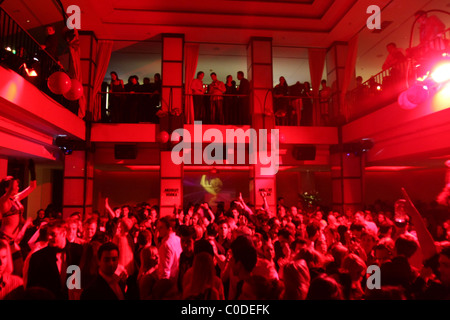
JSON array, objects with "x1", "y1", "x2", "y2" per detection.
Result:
[
  {"x1": 20, "y1": 63, "x2": 38, "y2": 77},
  {"x1": 60, "y1": 146, "x2": 73, "y2": 155},
  {"x1": 54, "y1": 136, "x2": 87, "y2": 155},
  {"x1": 431, "y1": 62, "x2": 450, "y2": 84}
]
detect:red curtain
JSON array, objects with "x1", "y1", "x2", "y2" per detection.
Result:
[
  {"x1": 308, "y1": 48, "x2": 327, "y2": 98},
  {"x1": 92, "y1": 40, "x2": 114, "y2": 122},
  {"x1": 184, "y1": 43, "x2": 199, "y2": 124}
]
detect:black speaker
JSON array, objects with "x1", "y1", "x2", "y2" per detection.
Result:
[
  {"x1": 292, "y1": 145, "x2": 316, "y2": 160},
  {"x1": 114, "y1": 144, "x2": 137, "y2": 159}
]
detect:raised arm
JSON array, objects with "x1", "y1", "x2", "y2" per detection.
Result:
[
  {"x1": 237, "y1": 192, "x2": 254, "y2": 217},
  {"x1": 16, "y1": 159, "x2": 37, "y2": 201},
  {"x1": 104, "y1": 197, "x2": 116, "y2": 219},
  {"x1": 260, "y1": 191, "x2": 274, "y2": 217},
  {"x1": 14, "y1": 217, "x2": 33, "y2": 244},
  {"x1": 202, "y1": 203, "x2": 215, "y2": 224},
  {"x1": 0, "y1": 178, "x2": 16, "y2": 210},
  {"x1": 401, "y1": 187, "x2": 437, "y2": 260}
]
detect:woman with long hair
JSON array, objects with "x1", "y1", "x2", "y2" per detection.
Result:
[
  {"x1": 0, "y1": 160, "x2": 36, "y2": 276},
  {"x1": 109, "y1": 71, "x2": 125, "y2": 123},
  {"x1": 182, "y1": 252, "x2": 224, "y2": 300},
  {"x1": 112, "y1": 219, "x2": 136, "y2": 278}
]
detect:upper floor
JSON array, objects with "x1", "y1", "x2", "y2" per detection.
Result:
[{"x1": 0, "y1": 1, "x2": 449, "y2": 170}]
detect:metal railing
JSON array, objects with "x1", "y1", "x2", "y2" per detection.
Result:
[
  {"x1": 346, "y1": 60, "x2": 412, "y2": 121},
  {"x1": 0, "y1": 7, "x2": 76, "y2": 113},
  {"x1": 97, "y1": 86, "x2": 337, "y2": 127}
]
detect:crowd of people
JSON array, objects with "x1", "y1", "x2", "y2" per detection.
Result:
[
  {"x1": 1, "y1": 160, "x2": 450, "y2": 300},
  {"x1": 106, "y1": 70, "x2": 334, "y2": 127},
  {"x1": 272, "y1": 77, "x2": 332, "y2": 126},
  {"x1": 107, "y1": 72, "x2": 162, "y2": 124},
  {"x1": 190, "y1": 71, "x2": 250, "y2": 125}
]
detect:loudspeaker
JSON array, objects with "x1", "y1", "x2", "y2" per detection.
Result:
[
  {"x1": 292, "y1": 145, "x2": 316, "y2": 160},
  {"x1": 114, "y1": 144, "x2": 137, "y2": 159}
]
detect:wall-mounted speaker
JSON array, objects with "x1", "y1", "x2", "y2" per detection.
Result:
[
  {"x1": 114, "y1": 144, "x2": 137, "y2": 159},
  {"x1": 292, "y1": 145, "x2": 316, "y2": 161}
]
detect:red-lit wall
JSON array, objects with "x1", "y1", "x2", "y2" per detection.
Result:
[
  {"x1": 364, "y1": 168, "x2": 447, "y2": 206},
  {"x1": 93, "y1": 171, "x2": 160, "y2": 213}
]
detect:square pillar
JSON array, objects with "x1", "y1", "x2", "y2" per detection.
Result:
[
  {"x1": 160, "y1": 34, "x2": 184, "y2": 126},
  {"x1": 63, "y1": 150, "x2": 94, "y2": 219},
  {"x1": 330, "y1": 144, "x2": 365, "y2": 214},
  {"x1": 250, "y1": 163, "x2": 277, "y2": 215},
  {"x1": 248, "y1": 37, "x2": 274, "y2": 131},
  {"x1": 326, "y1": 42, "x2": 350, "y2": 122},
  {"x1": 160, "y1": 151, "x2": 183, "y2": 217}
]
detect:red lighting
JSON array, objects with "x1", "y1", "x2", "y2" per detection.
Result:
[
  {"x1": 125, "y1": 165, "x2": 160, "y2": 171},
  {"x1": 431, "y1": 62, "x2": 450, "y2": 84},
  {"x1": 365, "y1": 166, "x2": 422, "y2": 172}
]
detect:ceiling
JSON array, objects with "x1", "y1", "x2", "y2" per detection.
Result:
[{"x1": 3, "y1": 0, "x2": 448, "y2": 86}]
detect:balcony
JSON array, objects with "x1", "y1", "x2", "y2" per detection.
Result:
[{"x1": 0, "y1": 7, "x2": 79, "y2": 115}]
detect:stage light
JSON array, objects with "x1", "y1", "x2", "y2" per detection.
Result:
[
  {"x1": 20, "y1": 63, "x2": 38, "y2": 77},
  {"x1": 417, "y1": 72, "x2": 429, "y2": 82},
  {"x1": 431, "y1": 62, "x2": 450, "y2": 84}
]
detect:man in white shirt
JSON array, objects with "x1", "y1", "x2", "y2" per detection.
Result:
[
  {"x1": 157, "y1": 216, "x2": 182, "y2": 282},
  {"x1": 208, "y1": 72, "x2": 226, "y2": 124},
  {"x1": 191, "y1": 71, "x2": 205, "y2": 121}
]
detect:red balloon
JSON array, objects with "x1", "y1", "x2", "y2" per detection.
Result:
[
  {"x1": 47, "y1": 71, "x2": 71, "y2": 95},
  {"x1": 398, "y1": 91, "x2": 417, "y2": 110},
  {"x1": 158, "y1": 131, "x2": 170, "y2": 143},
  {"x1": 63, "y1": 79, "x2": 83, "y2": 101}
]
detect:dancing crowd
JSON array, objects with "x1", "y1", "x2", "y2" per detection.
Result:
[{"x1": 1, "y1": 160, "x2": 450, "y2": 301}]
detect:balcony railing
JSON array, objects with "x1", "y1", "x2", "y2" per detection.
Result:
[
  {"x1": 0, "y1": 7, "x2": 78, "y2": 114},
  {"x1": 97, "y1": 86, "x2": 337, "y2": 127}
]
